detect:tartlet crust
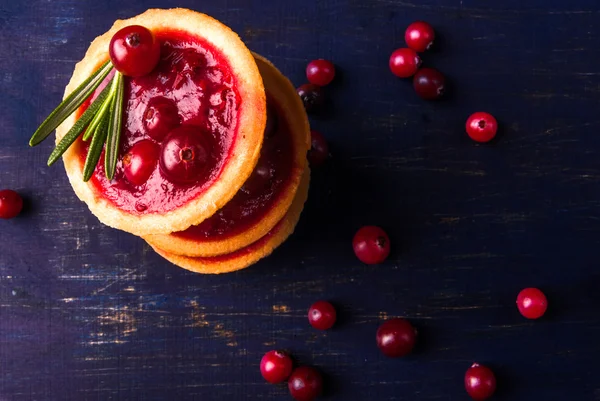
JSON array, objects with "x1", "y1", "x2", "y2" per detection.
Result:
[
  {"x1": 144, "y1": 53, "x2": 310, "y2": 256},
  {"x1": 57, "y1": 8, "x2": 266, "y2": 236},
  {"x1": 150, "y1": 168, "x2": 309, "y2": 274}
]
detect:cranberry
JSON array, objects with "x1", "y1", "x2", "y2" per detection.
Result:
[
  {"x1": 413, "y1": 68, "x2": 445, "y2": 100},
  {"x1": 308, "y1": 130, "x2": 329, "y2": 167},
  {"x1": 288, "y1": 366, "x2": 323, "y2": 401},
  {"x1": 297, "y1": 84, "x2": 324, "y2": 113},
  {"x1": 241, "y1": 158, "x2": 273, "y2": 194},
  {"x1": 517, "y1": 287, "x2": 548, "y2": 319},
  {"x1": 352, "y1": 226, "x2": 390, "y2": 265},
  {"x1": 143, "y1": 97, "x2": 180, "y2": 141},
  {"x1": 308, "y1": 300, "x2": 337, "y2": 330},
  {"x1": 466, "y1": 112, "x2": 498, "y2": 143},
  {"x1": 109, "y1": 25, "x2": 161, "y2": 77},
  {"x1": 0, "y1": 190, "x2": 23, "y2": 219},
  {"x1": 376, "y1": 318, "x2": 417, "y2": 358},
  {"x1": 465, "y1": 363, "x2": 497, "y2": 401},
  {"x1": 260, "y1": 350, "x2": 293, "y2": 384},
  {"x1": 306, "y1": 59, "x2": 336, "y2": 87},
  {"x1": 123, "y1": 140, "x2": 159, "y2": 186},
  {"x1": 389, "y1": 48, "x2": 422, "y2": 78},
  {"x1": 159, "y1": 126, "x2": 212, "y2": 184},
  {"x1": 405, "y1": 21, "x2": 435, "y2": 52}
]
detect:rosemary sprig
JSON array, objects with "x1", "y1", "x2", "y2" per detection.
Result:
[
  {"x1": 29, "y1": 60, "x2": 112, "y2": 147},
  {"x1": 29, "y1": 61, "x2": 125, "y2": 182}
]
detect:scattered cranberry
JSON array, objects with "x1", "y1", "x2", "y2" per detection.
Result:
[
  {"x1": 389, "y1": 48, "x2": 421, "y2": 78},
  {"x1": 306, "y1": 59, "x2": 336, "y2": 87},
  {"x1": 159, "y1": 126, "x2": 212, "y2": 184},
  {"x1": 352, "y1": 226, "x2": 390, "y2": 265},
  {"x1": 109, "y1": 25, "x2": 161, "y2": 77},
  {"x1": 143, "y1": 97, "x2": 180, "y2": 141},
  {"x1": 466, "y1": 112, "x2": 498, "y2": 143},
  {"x1": 123, "y1": 140, "x2": 159, "y2": 186},
  {"x1": 405, "y1": 21, "x2": 435, "y2": 52},
  {"x1": 465, "y1": 363, "x2": 497, "y2": 401},
  {"x1": 517, "y1": 287, "x2": 548, "y2": 319},
  {"x1": 308, "y1": 130, "x2": 329, "y2": 167},
  {"x1": 308, "y1": 301, "x2": 337, "y2": 330},
  {"x1": 297, "y1": 84, "x2": 325, "y2": 113},
  {"x1": 260, "y1": 350, "x2": 293, "y2": 384},
  {"x1": 288, "y1": 366, "x2": 323, "y2": 401},
  {"x1": 413, "y1": 67, "x2": 445, "y2": 100},
  {"x1": 0, "y1": 190, "x2": 23, "y2": 219},
  {"x1": 376, "y1": 318, "x2": 417, "y2": 358}
]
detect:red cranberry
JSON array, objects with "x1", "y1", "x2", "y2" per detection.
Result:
[
  {"x1": 517, "y1": 287, "x2": 548, "y2": 319},
  {"x1": 0, "y1": 189, "x2": 23, "y2": 219},
  {"x1": 308, "y1": 300, "x2": 337, "y2": 330},
  {"x1": 413, "y1": 68, "x2": 445, "y2": 100},
  {"x1": 260, "y1": 350, "x2": 293, "y2": 384},
  {"x1": 159, "y1": 126, "x2": 212, "y2": 184},
  {"x1": 465, "y1": 363, "x2": 497, "y2": 401},
  {"x1": 352, "y1": 226, "x2": 390, "y2": 265},
  {"x1": 297, "y1": 84, "x2": 324, "y2": 113},
  {"x1": 123, "y1": 140, "x2": 159, "y2": 186},
  {"x1": 389, "y1": 48, "x2": 422, "y2": 78},
  {"x1": 241, "y1": 158, "x2": 273, "y2": 194},
  {"x1": 466, "y1": 112, "x2": 498, "y2": 143},
  {"x1": 306, "y1": 59, "x2": 336, "y2": 87},
  {"x1": 288, "y1": 366, "x2": 323, "y2": 401},
  {"x1": 308, "y1": 130, "x2": 329, "y2": 167},
  {"x1": 376, "y1": 318, "x2": 417, "y2": 358},
  {"x1": 405, "y1": 21, "x2": 435, "y2": 52},
  {"x1": 143, "y1": 97, "x2": 180, "y2": 141},
  {"x1": 109, "y1": 25, "x2": 161, "y2": 77}
]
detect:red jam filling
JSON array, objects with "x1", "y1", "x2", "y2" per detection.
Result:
[
  {"x1": 173, "y1": 95, "x2": 294, "y2": 240},
  {"x1": 77, "y1": 30, "x2": 240, "y2": 214}
]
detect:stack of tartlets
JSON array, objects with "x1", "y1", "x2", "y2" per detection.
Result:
[{"x1": 55, "y1": 9, "x2": 310, "y2": 273}]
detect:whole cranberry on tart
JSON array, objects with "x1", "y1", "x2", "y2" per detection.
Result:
[{"x1": 55, "y1": 9, "x2": 267, "y2": 236}]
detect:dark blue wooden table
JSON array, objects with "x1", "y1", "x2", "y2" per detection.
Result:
[{"x1": 2, "y1": 0, "x2": 600, "y2": 400}]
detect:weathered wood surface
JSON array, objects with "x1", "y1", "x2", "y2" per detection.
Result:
[{"x1": 1, "y1": 0, "x2": 600, "y2": 399}]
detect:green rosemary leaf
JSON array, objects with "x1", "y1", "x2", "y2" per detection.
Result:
[
  {"x1": 46, "y1": 83, "x2": 112, "y2": 166},
  {"x1": 81, "y1": 78, "x2": 117, "y2": 142},
  {"x1": 82, "y1": 112, "x2": 110, "y2": 182},
  {"x1": 29, "y1": 60, "x2": 112, "y2": 147},
  {"x1": 105, "y1": 72, "x2": 124, "y2": 180}
]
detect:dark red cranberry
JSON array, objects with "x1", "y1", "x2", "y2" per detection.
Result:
[
  {"x1": 143, "y1": 97, "x2": 180, "y2": 141},
  {"x1": 0, "y1": 190, "x2": 23, "y2": 219},
  {"x1": 465, "y1": 363, "x2": 497, "y2": 401},
  {"x1": 405, "y1": 21, "x2": 435, "y2": 52},
  {"x1": 466, "y1": 112, "x2": 498, "y2": 143},
  {"x1": 353, "y1": 226, "x2": 390, "y2": 264},
  {"x1": 264, "y1": 103, "x2": 279, "y2": 138},
  {"x1": 413, "y1": 68, "x2": 445, "y2": 100},
  {"x1": 389, "y1": 48, "x2": 421, "y2": 78},
  {"x1": 241, "y1": 158, "x2": 273, "y2": 194},
  {"x1": 308, "y1": 300, "x2": 337, "y2": 330},
  {"x1": 109, "y1": 25, "x2": 160, "y2": 77},
  {"x1": 308, "y1": 130, "x2": 329, "y2": 167},
  {"x1": 159, "y1": 126, "x2": 212, "y2": 184},
  {"x1": 376, "y1": 318, "x2": 417, "y2": 358},
  {"x1": 297, "y1": 84, "x2": 324, "y2": 113},
  {"x1": 306, "y1": 59, "x2": 336, "y2": 87},
  {"x1": 288, "y1": 366, "x2": 323, "y2": 401},
  {"x1": 260, "y1": 350, "x2": 293, "y2": 384},
  {"x1": 517, "y1": 287, "x2": 548, "y2": 319},
  {"x1": 123, "y1": 140, "x2": 159, "y2": 186}
]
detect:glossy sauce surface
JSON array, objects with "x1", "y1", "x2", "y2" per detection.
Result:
[
  {"x1": 78, "y1": 30, "x2": 240, "y2": 214},
  {"x1": 174, "y1": 96, "x2": 293, "y2": 240}
]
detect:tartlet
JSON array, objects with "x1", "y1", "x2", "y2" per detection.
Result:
[
  {"x1": 144, "y1": 53, "x2": 310, "y2": 257},
  {"x1": 57, "y1": 8, "x2": 266, "y2": 236}
]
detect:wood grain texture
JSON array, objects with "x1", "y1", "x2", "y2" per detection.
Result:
[{"x1": 1, "y1": 0, "x2": 600, "y2": 399}]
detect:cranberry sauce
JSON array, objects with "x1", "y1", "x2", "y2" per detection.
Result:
[
  {"x1": 78, "y1": 30, "x2": 240, "y2": 214},
  {"x1": 173, "y1": 94, "x2": 294, "y2": 240}
]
